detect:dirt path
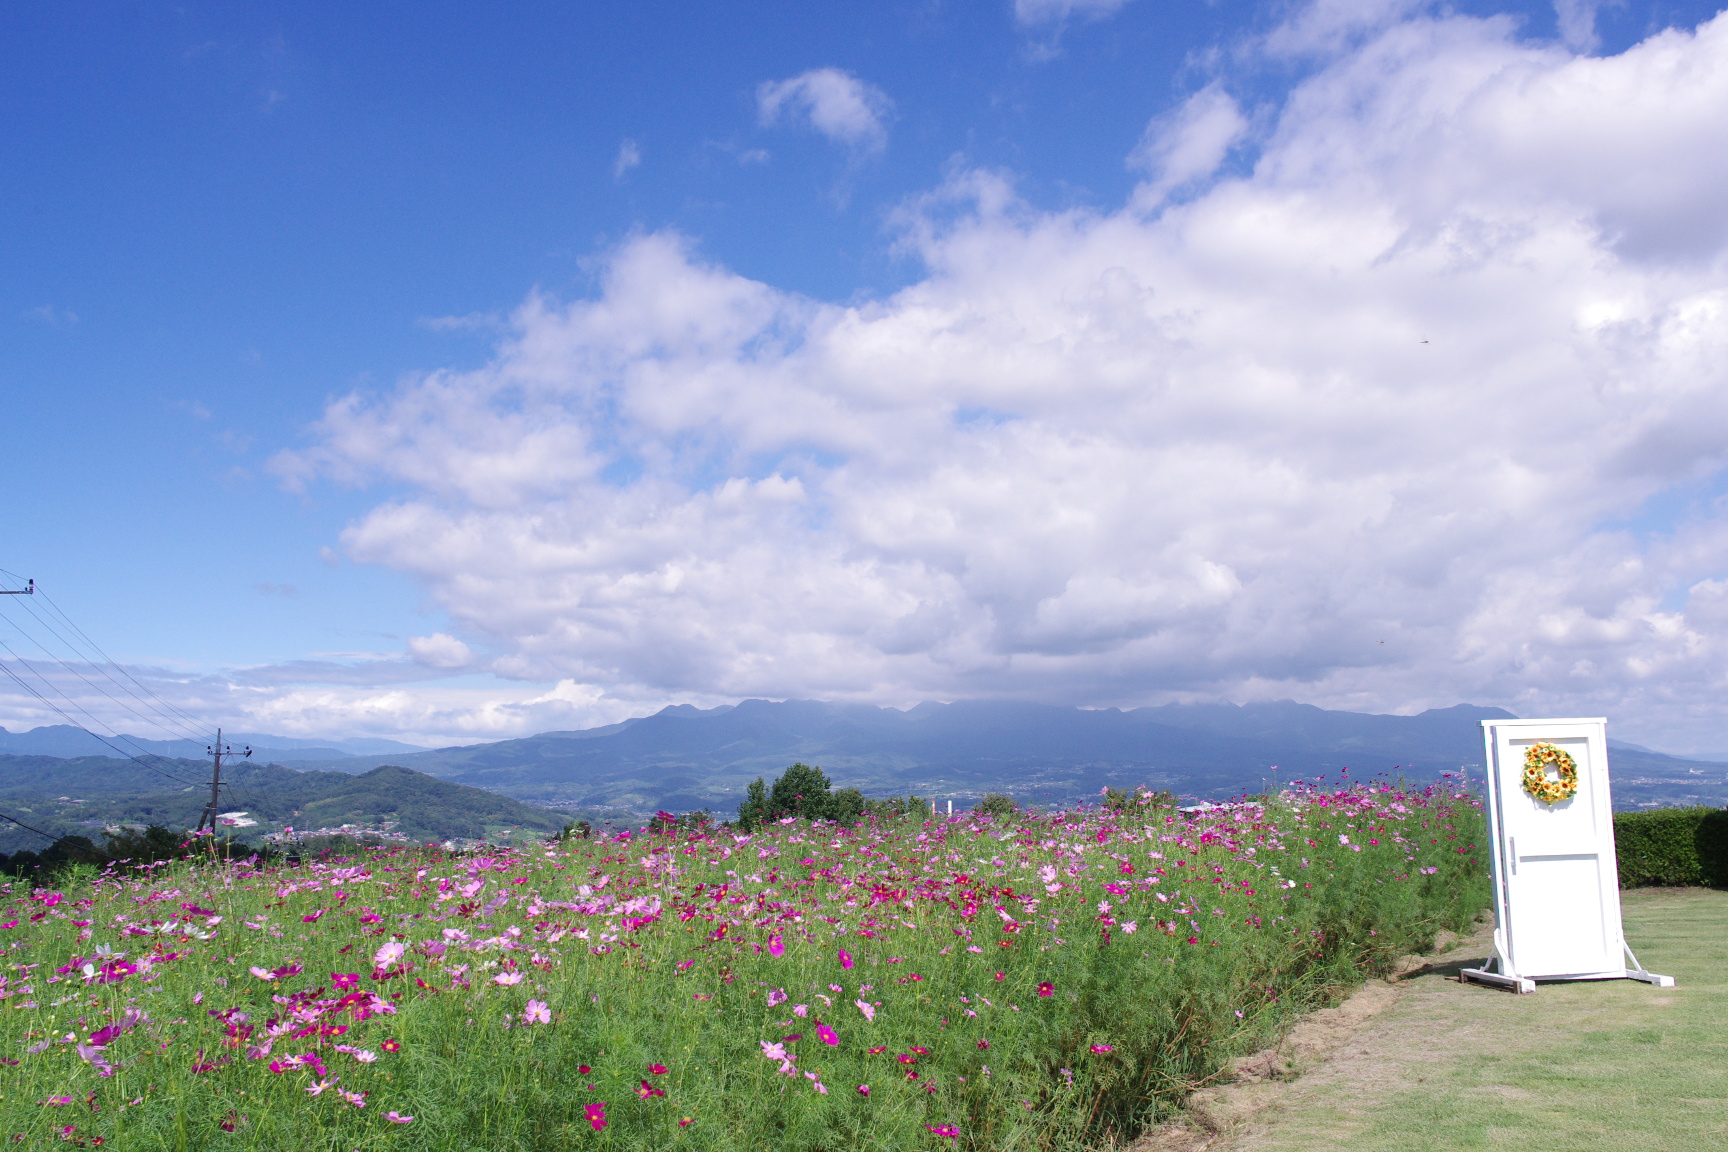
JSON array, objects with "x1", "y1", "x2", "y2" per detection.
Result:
[{"x1": 1131, "y1": 888, "x2": 1728, "y2": 1152}]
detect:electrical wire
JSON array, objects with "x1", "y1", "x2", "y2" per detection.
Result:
[
  {"x1": 0, "y1": 808, "x2": 118, "y2": 863},
  {"x1": 0, "y1": 647, "x2": 199, "y2": 788},
  {"x1": 16, "y1": 576, "x2": 217, "y2": 740},
  {"x1": 0, "y1": 571, "x2": 270, "y2": 820},
  {"x1": 0, "y1": 600, "x2": 211, "y2": 749}
]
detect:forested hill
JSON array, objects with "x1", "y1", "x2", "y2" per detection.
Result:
[{"x1": 0, "y1": 756, "x2": 565, "y2": 854}]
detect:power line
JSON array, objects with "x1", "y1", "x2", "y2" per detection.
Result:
[
  {"x1": 0, "y1": 572, "x2": 271, "y2": 819},
  {"x1": 24, "y1": 581, "x2": 217, "y2": 739},
  {"x1": 0, "y1": 650, "x2": 199, "y2": 788},
  {"x1": 0, "y1": 601, "x2": 211, "y2": 748},
  {"x1": 0, "y1": 809, "x2": 118, "y2": 864},
  {"x1": 0, "y1": 572, "x2": 213, "y2": 744}
]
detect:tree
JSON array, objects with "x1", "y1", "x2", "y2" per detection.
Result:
[
  {"x1": 767, "y1": 763, "x2": 833, "y2": 822},
  {"x1": 738, "y1": 777, "x2": 770, "y2": 832},
  {"x1": 828, "y1": 788, "x2": 866, "y2": 826},
  {"x1": 737, "y1": 764, "x2": 868, "y2": 829}
]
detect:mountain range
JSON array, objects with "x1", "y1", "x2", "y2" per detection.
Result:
[
  {"x1": 261, "y1": 699, "x2": 1728, "y2": 816},
  {"x1": 0, "y1": 725, "x2": 426, "y2": 763},
  {"x1": 4, "y1": 701, "x2": 1722, "y2": 844}
]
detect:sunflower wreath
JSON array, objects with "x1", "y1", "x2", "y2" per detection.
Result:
[{"x1": 1522, "y1": 742, "x2": 1579, "y2": 804}]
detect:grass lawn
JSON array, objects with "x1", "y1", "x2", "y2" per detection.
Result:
[{"x1": 1229, "y1": 887, "x2": 1728, "y2": 1151}]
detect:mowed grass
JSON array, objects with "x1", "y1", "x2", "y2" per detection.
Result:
[
  {"x1": 1232, "y1": 887, "x2": 1728, "y2": 1152},
  {"x1": 0, "y1": 785, "x2": 1488, "y2": 1152}
]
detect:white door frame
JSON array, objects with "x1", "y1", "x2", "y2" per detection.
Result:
[{"x1": 1460, "y1": 717, "x2": 1673, "y2": 993}]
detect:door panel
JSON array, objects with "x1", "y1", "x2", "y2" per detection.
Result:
[
  {"x1": 1507, "y1": 853, "x2": 1615, "y2": 975},
  {"x1": 1488, "y1": 723, "x2": 1624, "y2": 978}
]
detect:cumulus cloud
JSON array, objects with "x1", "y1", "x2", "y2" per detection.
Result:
[
  {"x1": 757, "y1": 68, "x2": 891, "y2": 152},
  {"x1": 1553, "y1": 0, "x2": 1604, "y2": 52},
  {"x1": 1129, "y1": 83, "x2": 1250, "y2": 208},
  {"x1": 407, "y1": 633, "x2": 473, "y2": 669},
  {"x1": 277, "y1": 9, "x2": 1728, "y2": 749},
  {"x1": 0, "y1": 654, "x2": 667, "y2": 748}
]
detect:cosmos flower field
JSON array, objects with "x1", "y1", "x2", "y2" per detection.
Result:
[{"x1": 0, "y1": 783, "x2": 1487, "y2": 1151}]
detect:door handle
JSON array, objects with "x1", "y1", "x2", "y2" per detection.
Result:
[{"x1": 1509, "y1": 837, "x2": 1516, "y2": 875}]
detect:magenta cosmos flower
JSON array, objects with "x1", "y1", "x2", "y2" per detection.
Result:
[
  {"x1": 1037, "y1": 982, "x2": 1054, "y2": 997},
  {"x1": 816, "y1": 1023, "x2": 839, "y2": 1046},
  {"x1": 585, "y1": 1103, "x2": 607, "y2": 1131}
]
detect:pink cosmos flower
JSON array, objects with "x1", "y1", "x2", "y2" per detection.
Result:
[
  {"x1": 857, "y1": 1085, "x2": 870, "y2": 1096},
  {"x1": 338, "y1": 1089, "x2": 367, "y2": 1108},
  {"x1": 838, "y1": 947, "x2": 853, "y2": 969},
  {"x1": 854, "y1": 999, "x2": 875, "y2": 1022},
  {"x1": 585, "y1": 1102, "x2": 608, "y2": 1131},
  {"x1": 816, "y1": 1022, "x2": 839, "y2": 1046},
  {"x1": 1089, "y1": 1044, "x2": 1114, "y2": 1053},
  {"x1": 523, "y1": 999, "x2": 551, "y2": 1025},
  {"x1": 927, "y1": 1122, "x2": 960, "y2": 1139},
  {"x1": 330, "y1": 972, "x2": 361, "y2": 990},
  {"x1": 767, "y1": 988, "x2": 788, "y2": 1007},
  {"x1": 649, "y1": 1063, "x2": 668, "y2": 1075},
  {"x1": 768, "y1": 935, "x2": 785, "y2": 958},
  {"x1": 493, "y1": 972, "x2": 524, "y2": 986},
  {"x1": 301, "y1": 910, "x2": 324, "y2": 923},
  {"x1": 373, "y1": 942, "x2": 407, "y2": 967},
  {"x1": 1037, "y1": 981, "x2": 1054, "y2": 997},
  {"x1": 385, "y1": 1112, "x2": 414, "y2": 1124},
  {"x1": 676, "y1": 960, "x2": 694, "y2": 971}
]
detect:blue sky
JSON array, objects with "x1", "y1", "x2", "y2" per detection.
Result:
[{"x1": 5, "y1": 0, "x2": 1728, "y2": 753}]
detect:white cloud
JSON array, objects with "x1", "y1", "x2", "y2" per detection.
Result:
[
  {"x1": 1013, "y1": 0, "x2": 1133, "y2": 28},
  {"x1": 1553, "y1": 0, "x2": 1603, "y2": 52},
  {"x1": 757, "y1": 68, "x2": 891, "y2": 152},
  {"x1": 613, "y1": 138, "x2": 641, "y2": 180},
  {"x1": 1129, "y1": 83, "x2": 1250, "y2": 208},
  {"x1": 407, "y1": 633, "x2": 473, "y2": 669},
  {"x1": 22, "y1": 304, "x2": 78, "y2": 327},
  {"x1": 277, "y1": 9, "x2": 1728, "y2": 749}
]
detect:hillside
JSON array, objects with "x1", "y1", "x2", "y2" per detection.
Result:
[{"x1": 0, "y1": 756, "x2": 566, "y2": 854}]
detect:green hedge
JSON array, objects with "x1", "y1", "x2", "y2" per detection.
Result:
[{"x1": 1614, "y1": 807, "x2": 1728, "y2": 888}]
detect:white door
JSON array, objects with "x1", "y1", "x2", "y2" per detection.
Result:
[{"x1": 1491, "y1": 723, "x2": 1623, "y2": 978}]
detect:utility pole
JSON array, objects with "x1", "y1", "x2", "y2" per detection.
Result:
[
  {"x1": 196, "y1": 728, "x2": 252, "y2": 833},
  {"x1": 0, "y1": 579, "x2": 32, "y2": 595}
]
